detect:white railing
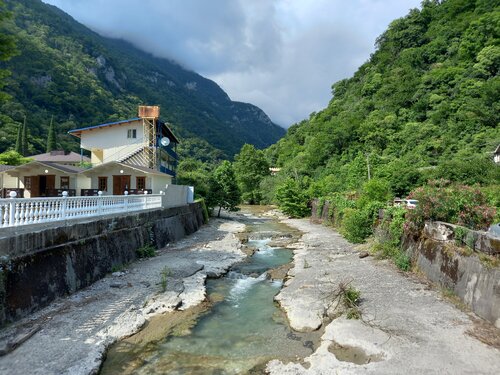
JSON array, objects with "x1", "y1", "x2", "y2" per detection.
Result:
[{"x1": 0, "y1": 192, "x2": 162, "y2": 228}]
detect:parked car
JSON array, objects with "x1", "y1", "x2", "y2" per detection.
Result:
[
  {"x1": 405, "y1": 199, "x2": 418, "y2": 209},
  {"x1": 488, "y1": 223, "x2": 500, "y2": 238}
]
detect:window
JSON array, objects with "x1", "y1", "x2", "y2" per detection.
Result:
[
  {"x1": 60, "y1": 176, "x2": 70, "y2": 190},
  {"x1": 136, "y1": 176, "x2": 146, "y2": 190},
  {"x1": 127, "y1": 129, "x2": 137, "y2": 138},
  {"x1": 98, "y1": 177, "x2": 108, "y2": 192},
  {"x1": 24, "y1": 176, "x2": 32, "y2": 190}
]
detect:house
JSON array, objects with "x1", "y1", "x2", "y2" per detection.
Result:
[
  {"x1": 494, "y1": 144, "x2": 500, "y2": 164},
  {"x1": 1, "y1": 106, "x2": 180, "y2": 197}
]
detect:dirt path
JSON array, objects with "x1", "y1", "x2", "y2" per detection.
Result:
[
  {"x1": 0, "y1": 217, "x2": 246, "y2": 375},
  {"x1": 267, "y1": 218, "x2": 500, "y2": 374}
]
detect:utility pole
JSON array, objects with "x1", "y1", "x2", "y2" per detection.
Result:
[{"x1": 366, "y1": 153, "x2": 371, "y2": 181}]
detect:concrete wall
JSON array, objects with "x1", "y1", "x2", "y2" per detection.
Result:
[
  {"x1": 403, "y1": 222, "x2": 500, "y2": 328},
  {"x1": 80, "y1": 119, "x2": 145, "y2": 163},
  {"x1": 0, "y1": 203, "x2": 205, "y2": 325},
  {"x1": 162, "y1": 184, "x2": 189, "y2": 207}
]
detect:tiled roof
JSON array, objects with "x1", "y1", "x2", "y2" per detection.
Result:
[{"x1": 30, "y1": 151, "x2": 90, "y2": 163}]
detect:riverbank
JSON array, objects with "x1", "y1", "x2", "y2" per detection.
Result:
[
  {"x1": 267, "y1": 217, "x2": 500, "y2": 374},
  {"x1": 0, "y1": 216, "x2": 246, "y2": 375}
]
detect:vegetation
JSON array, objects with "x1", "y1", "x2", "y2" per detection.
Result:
[
  {"x1": 0, "y1": 0, "x2": 284, "y2": 158},
  {"x1": 0, "y1": 0, "x2": 16, "y2": 102},
  {"x1": 233, "y1": 144, "x2": 270, "y2": 204},
  {"x1": 160, "y1": 266, "x2": 170, "y2": 293},
  {"x1": 136, "y1": 244, "x2": 156, "y2": 258},
  {"x1": 206, "y1": 161, "x2": 241, "y2": 217},
  {"x1": 0, "y1": 150, "x2": 31, "y2": 165},
  {"x1": 262, "y1": 0, "x2": 499, "y2": 218},
  {"x1": 46, "y1": 116, "x2": 56, "y2": 152}
]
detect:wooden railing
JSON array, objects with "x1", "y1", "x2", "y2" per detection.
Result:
[{"x1": 0, "y1": 191, "x2": 162, "y2": 228}]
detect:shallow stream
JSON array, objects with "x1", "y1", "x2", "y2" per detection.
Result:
[{"x1": 101, "y1": 211, "x2": 319, "y2": 374}]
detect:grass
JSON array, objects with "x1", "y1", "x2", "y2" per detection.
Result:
[
  {"x1": 136, "y1": 244, "x2": 156, "y2": 258},
  {"x1": 160, "y1": 266, "x2": 170, "y2": 292}
]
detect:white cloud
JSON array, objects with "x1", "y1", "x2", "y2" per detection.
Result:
[{"x1": 43, "y1": 0, "x2": 422, "y2": 127}]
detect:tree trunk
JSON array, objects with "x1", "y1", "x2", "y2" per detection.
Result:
[{"x1": 218, "y1": 206, "x2": 222, "y2": 217}]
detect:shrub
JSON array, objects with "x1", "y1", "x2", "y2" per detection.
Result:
[
  {"x1": 136, "y1": 244, "x2": 156, "y2": 258},
  {"x1": 341, "y1": 201, "x2": 385, "y2": 243},
  {"x1": 405, "y1": 180, "x2": 496, "y2": 233},
  {"x1": 276, "y1": 178, "x2": 310, "y2": 218}
]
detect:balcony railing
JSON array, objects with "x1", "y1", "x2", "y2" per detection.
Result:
[{"x1": 0, "y1": 192, "x2": 162, "y2": 228}]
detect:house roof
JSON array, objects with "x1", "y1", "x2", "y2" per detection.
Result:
[
  {"x1": 68, "y1": 118, "x2": 141, "y2": 138},
  {"x1": 79, "y1": 161, "x2": 167, "y2": 176},
  {"x1": 4, "y1": 161, "x2": 86, "y2": 174},
  {"x1": 29, "y1": 151, "x2": 90, "y2": 163},
  {"x1": 0, "y1": 165, "x2": 14, "y2": 172},
  {"x1": 68, "y1": 117, "x2": 180, "y2": 144}
]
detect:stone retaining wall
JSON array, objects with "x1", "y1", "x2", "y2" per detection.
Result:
[
  {"x1": 404, "y1": 222, "x2": 500, "y2": 328},
  {"x1": 0, "y1": 203, "x2": 205, "y2": 325}
]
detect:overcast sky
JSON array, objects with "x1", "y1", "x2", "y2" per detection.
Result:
[{"x1": 43, "y1": 0, "x2": 422, "y2": 127}]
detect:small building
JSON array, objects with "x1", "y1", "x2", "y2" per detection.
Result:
[
  {"x1": 1, "y1": 106, "x2": 180, "y2": 197},
  {"x1": 494, "y1": 144, "x2": 500, "y2": 164}
]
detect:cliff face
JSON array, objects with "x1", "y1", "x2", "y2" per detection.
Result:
[{"x1": 0, "y1": 0, "x2": 285, "y2": 159}]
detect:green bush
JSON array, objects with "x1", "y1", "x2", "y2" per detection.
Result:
[
  {"x1": 276, "y1": 178, "x2": 310, "y2": 218},
  {"x1": 136, "y1": 244, "x2": 156, "y2": 258},
  {"x1": 405, "y1": 180, "x2": 497, "y2": 233},
  {"x1": 196, "y1": 197, "x2": 209, "y2": 223}
]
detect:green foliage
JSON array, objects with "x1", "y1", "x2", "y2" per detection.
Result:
[
  {"x1": 46, "y1": 116, "x2": 56, "y2": 152},
  {"x1": 233, "y1": 144, "x2": 270, "y2": 204},
  {"x1": 206, "y1": 161, "x2": 241, "y2": 217},
  {"x1": 160, "y1": 266, "x2": 170, "y2": 293},
  {"x1": 136, "y1": 244, "x2": 156, "y2": 258},
  {"x1": 263, "y1": 0, "x2": 500, "y2": 209},
  {"x1": 0, "y1": 0, "x2": 284, "y2": 157},
  {"x1": 195, "y1": 197, "x2": 210, "y2": 224},
  {"x1": 0, "y1": 150, "x2": 30, "y2": 165},
  {"x1": 405, "y1": 180, "x2": 497, "y2": 232},
  {"x1": 275, "y1": 177, "x2": 310, "y2": 218},
  {"x1": 176, "y1": 158, "x2": 212, "y2": 199}
]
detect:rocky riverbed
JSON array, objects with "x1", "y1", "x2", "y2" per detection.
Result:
[
  {"x1": 267, "y1": 217, "x2": 500, "y2": 374},
  {"x1": 0, "y1": 216, "x2": 246, "y2": 375},
  {"x1": 0, "y1": 206, "x2": 499, "y2": 375}
]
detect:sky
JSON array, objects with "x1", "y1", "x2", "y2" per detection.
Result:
[{"x1": 43, "y1": 0, "x2": 422, "y2": 127}]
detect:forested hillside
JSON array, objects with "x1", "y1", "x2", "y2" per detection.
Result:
[
  {"x1": 0, "y1": 0, "x2": 285, "y2": 160},
  {"x1": 266, "y1": 0, "x2": 499, "y2": 198}
]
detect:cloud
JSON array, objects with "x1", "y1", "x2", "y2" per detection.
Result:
[{"x1": 43, "y1": 0, "x2": 421, "y2": 127}]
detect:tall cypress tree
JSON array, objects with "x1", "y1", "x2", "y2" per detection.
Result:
[
  {"x1": 21, "y1": 116, "x2": 28, "y2": 156},
  {"x1": 14, "y1": 121, "x2": 22, "y2": 153},
  {"x1": 46, "y1": 115, "x2": 56, "y2": 152}
]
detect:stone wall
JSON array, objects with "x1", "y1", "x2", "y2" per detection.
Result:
[
  {"x1": 404, "y1": 222, "x2": 500, "y2": 328},
  {"x1": 0, "y1": 203, "x2": 205, "y2": 325}
]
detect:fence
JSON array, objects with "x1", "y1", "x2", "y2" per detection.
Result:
[{"x1": 0, "y1": 191, "x2": 162, "y2": 228}]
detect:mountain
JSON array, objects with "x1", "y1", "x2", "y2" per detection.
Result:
[
  {"x1": 0, "y1": 0, "x2": 285, "y2": 160},
  {"x1": 266, "y1": 0, "x2": 499, "y2": 197}
]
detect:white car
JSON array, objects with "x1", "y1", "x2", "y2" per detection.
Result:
[{"x1": 405, "y1": 199, "x2": 418, "y2": 209}]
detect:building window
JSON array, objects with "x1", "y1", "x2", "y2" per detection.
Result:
[
  {"x1": 98, "y1": 177, "x2": 108, "y2": 191},
  {"x1": 60, "y1": 176, "x2": 70, "y2": 190},
  {"x1": 24, "y1": 176, "x2": 32, "y2": 190},
  {"x1": 127, "y1": 129, "x2": 137, "y2": 139},
  {"x1": 136, "y1": 176, "x2": 146, "y2": 190}
]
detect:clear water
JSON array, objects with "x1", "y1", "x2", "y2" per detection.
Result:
[{"x1": 101, "y1": 216, "x2": 319, "y2": 375}]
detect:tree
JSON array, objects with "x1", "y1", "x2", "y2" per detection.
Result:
[
  {"x1": 46, "y1": 115, "x2": 56, "y2": 152},
  {"x1": 21, "y1": 116, "x2": 28, "y2": 156},
  {"x1": 14, "y1": 122, "x2": 22, "y2": 153},
  {"x1": 0, "y1": 0, "x2": 17, "y2": 102},
  {"x1": 233, "y1": 144, "x2": 270, "y2": 204},
  {"x1": 206, "y1": 161, "x2": 241, "y2": 217},
  {"x1": 0, "y1": 150, "x2": 31, "y2": 165},
  {"x1": 275, "y1": 178, "x2": 310, "y2": 218}
]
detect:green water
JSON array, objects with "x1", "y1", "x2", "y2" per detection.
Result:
[{"x1": 102, "y1": 216, "x2": 319, "y2": 375}]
